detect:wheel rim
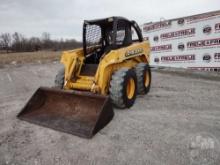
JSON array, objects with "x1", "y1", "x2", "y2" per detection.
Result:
[
  {"x1": 145, "y1": 71, "x2": 150, "y2": 87},
  {"x1": 126, "y1": 78, "x2": 135, "y2": 99}
]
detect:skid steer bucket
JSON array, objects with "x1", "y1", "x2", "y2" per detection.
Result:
[{"x1": 17, "y1": 87, "x2": 114, "y2": 138}]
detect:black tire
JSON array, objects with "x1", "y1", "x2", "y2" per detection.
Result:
[
  {"x1": 54, "y1": 68, "x2": 65, "y2": 89},
  {"x1": 135, "y1": 63, "x2": 151, "y2": 94},
  {"x1": 109, "y1": 68, "x2": 137, "y2": 109}
]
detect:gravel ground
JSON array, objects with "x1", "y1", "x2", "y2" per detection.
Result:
[{"x1": 0, "y1": 62, "x2": 220, "y2": 165}]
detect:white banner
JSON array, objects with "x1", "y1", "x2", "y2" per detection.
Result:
[{"x1": 141, "y1": 10, "x2": 220, "y2": 71}]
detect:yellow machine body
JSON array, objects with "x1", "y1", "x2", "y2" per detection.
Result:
[{"x1": 61, "y1": 41, "x2": 150, "y2": 95}]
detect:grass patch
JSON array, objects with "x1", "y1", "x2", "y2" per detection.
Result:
[{"x1": 0, "y1": 51, "x2": 61, "y2": 66}]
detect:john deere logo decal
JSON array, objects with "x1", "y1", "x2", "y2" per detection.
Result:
[{"x1": 125, "y1": 48, "x2": 143, "y2": 57}]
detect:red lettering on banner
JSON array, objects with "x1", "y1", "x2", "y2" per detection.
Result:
[
  {"x1": 160, "y1": 28, "x2": 195, "y2": 39},
  {"x1": 215, "y1": 23, "x2": 220, "y2": 31},
  {"x1": 151, "y1": 44, "x2": 172, "y2": 52},
  {"x1": 143, "y1": 21, "x2": 171, "y2": 32},
  {"x1": 161, "y1": 55, "x2": 195, "y2": 62},
  {"x1": 186, "y1": 11, "x2": 220, "y2": 23},
  {"x1": 187, "y1": 38, "x2": 220, "y2": 48},
  {"x1": 214, "y1": 53, "x2": 220, "y2": 59}
]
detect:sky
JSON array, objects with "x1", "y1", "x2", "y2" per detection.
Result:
[{"x1": 0, "y1": 0, "x2": 219, "y2": 41}]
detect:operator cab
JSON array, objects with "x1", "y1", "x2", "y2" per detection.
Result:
[{"x1": 83, "y1": 17, "x2": 143, "y2": 64}]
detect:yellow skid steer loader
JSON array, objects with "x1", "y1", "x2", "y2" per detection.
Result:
[{"x1": 17, "y1": 17, "x2": 151, "y2": 138}]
